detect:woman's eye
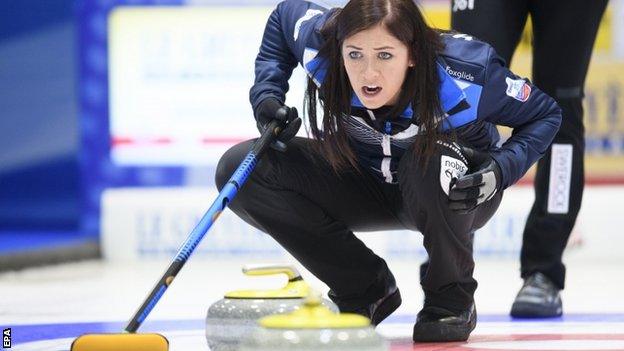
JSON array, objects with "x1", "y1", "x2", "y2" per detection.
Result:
[
  {"x1": 378, "y1": 52, "x2": 393, "y2": 60},
  {"x1": 348, "y1": 51, "x2": 362, "y2": 59}
]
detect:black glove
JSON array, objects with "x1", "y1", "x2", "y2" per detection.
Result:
[
  {"x1": 255, "y1": 97, "x2": 302, "y2": 152},
  {"x1": 448, "y1": 145, "x2": 502, "y2": 214}
]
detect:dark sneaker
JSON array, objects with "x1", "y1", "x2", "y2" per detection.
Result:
[
  {"x1": 510, "y1": 272, "x2": 562, "y2": 318},
  {"x1": 413, "y1": 304, "x2": 476, "y2": 342}
]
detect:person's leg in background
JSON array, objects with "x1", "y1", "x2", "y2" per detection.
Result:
[
  {"x1": 450, "y1": 0, "x2": 529, "y2": 64},
  {"x1": 512, "y1": 0, "x2": 609, "y2": 317},
  {"x1": 398, "y1": 139, "x2": 502, "y2": 342},
  {"x1": 215, "y1": 137, "x2": 403, "y2": 325}
]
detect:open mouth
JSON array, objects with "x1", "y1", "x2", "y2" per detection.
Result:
[{"x1": 362, "y1": 85, "x2": 382, "y2": 97}]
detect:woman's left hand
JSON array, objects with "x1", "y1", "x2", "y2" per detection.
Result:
[{"x1": 448, "y1": 146, "x2": 502, "y2": 214}]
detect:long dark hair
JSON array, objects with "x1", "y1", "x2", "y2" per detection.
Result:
[{"x1": 305, "y1": 0, "x2": 445, "y2": 171}]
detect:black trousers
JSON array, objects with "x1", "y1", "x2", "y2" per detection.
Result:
[
  {"x1": 451, "y1": 0, "x2": 608, "y2": 289},
  {"x1": 215, "y1": 137, "x2": 502, "y2": 312}
]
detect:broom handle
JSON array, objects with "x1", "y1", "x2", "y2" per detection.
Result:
[{"x1": 125, "y1": 120, "x2": 283, "y2": 333}]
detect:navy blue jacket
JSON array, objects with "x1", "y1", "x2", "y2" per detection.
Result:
[{"x1": 250, "y1": 0, "x2": 562, "y2": 189}]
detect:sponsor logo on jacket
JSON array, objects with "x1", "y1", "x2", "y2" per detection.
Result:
[
  {"x1": 446, "y1": 66, "x2": 475, "y2": 82},
  {"x1": 505, "y1": 77, "x2": 531, "y2": 102},
  {"x1": 440, "y1": 155, "x2": 468, "y2": 196}
]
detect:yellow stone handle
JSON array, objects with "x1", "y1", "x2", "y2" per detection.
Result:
[
  {"x1": 303, "y1": 289, "x2": 323, "y2": 306},
  {"x1": 242, "y1": 264, "x2": 302, "y2": 281}
]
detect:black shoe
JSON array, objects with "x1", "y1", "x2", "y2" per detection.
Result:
[
  {"x1": 330, "y1": 277, "x2": 402, "y2": 326},
  {"x1": 353, "y1": 286, "x2": 402, "y2": 326},
  {"x1": 413, "y1": 304, "x2": 476, "y2": 342},
  {"x1": 510, "y1": 272, "x2": 562, "y2": 318}
]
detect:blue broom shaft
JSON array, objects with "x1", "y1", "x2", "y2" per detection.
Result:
[{"x1": 124, "y1": 121, "x2": 281, "y2": 333}]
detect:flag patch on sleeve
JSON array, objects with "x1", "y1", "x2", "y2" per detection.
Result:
[{"x1": 505, "y1": 77, "x2": 531, "y2": 102}]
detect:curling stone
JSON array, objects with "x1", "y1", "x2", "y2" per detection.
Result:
[
  {"x1": 239, "y1": 292, "x2": 389, "y2": 351},
  {"x1": 205, "y1": 264, "x2": 338, "y2": 351}
]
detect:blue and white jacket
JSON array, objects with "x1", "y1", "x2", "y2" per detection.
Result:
[{"x1": 250, "y1": 0, "x2": 562, "y2": 189}]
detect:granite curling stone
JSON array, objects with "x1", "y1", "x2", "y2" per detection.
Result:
[
  {"x1": 205, "y1": 264, "x2": 338, "y2": 351},
  {"x1": 238, "y1": 292, "x2": 389, "y2": 351}
]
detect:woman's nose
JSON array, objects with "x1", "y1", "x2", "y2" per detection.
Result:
[{"x1": 362, "y1": 59, "x2": 380, "y2": 81}]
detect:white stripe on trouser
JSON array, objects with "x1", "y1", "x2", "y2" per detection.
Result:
[{"x1": 547, "y1": 144, "x2": 574, "y2": 214}]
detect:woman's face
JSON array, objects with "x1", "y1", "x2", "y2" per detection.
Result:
[{"x1": 342, "y1": 24, "x2": 413, "y2": 109}]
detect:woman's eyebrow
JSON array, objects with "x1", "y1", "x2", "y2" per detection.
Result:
[{"x1": 345, "y1": 45, "x2": 395, "y2": 50}]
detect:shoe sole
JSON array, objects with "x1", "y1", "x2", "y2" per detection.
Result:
[
  {"x1": 371, "y1": 288, "x2": 402, "y2": 326},
  {"x1": 510, "y1": 302, "x2": 562, "y2": 318},
  {"x1": 412, "y1": 311, "x2": 476, "y2": 342}
]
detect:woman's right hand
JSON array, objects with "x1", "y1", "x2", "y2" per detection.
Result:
[{"x1": 255, "y1": 97, "x2": 302, "y2": 152}]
